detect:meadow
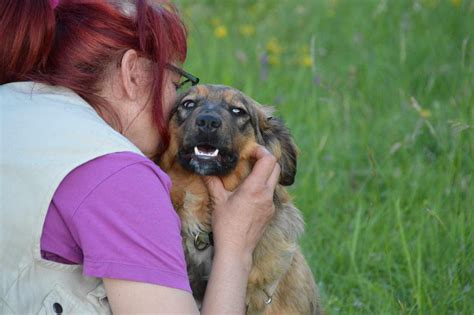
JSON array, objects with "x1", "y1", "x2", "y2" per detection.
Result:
[{"x1": 176, "y1": 0, "x2": 473, "y2": 313}]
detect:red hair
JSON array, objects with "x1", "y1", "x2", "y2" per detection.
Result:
[{"x1": 0, "y1": 0, "x2": 187, "y2": 145}]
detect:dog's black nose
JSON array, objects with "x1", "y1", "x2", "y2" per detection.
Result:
[{"x1": 196, "y1": 114, "x2": 222, "y2": 132}]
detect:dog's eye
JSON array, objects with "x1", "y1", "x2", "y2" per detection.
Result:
[
  {"x1": 231, "y1": 107, "x2": 247, "y2": 116},
  {"x1": 181, "y1": 100, "x2": 196, "y2": 109}
]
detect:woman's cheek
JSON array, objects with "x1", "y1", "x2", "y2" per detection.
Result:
[{"x1": 163, "y1": 83, "x2": 177, "y2": 119}]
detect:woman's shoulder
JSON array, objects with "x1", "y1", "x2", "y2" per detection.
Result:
[
  {"x1": 73, "y1": 151, "x2": 163, "y2": 177},
  {"x1": 53, "y1": 152, "x2": 171, "y2": 211}
]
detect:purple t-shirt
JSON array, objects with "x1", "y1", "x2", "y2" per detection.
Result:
[{"x1": 40, "y1": 152, "x2": 191, "y2": 293}]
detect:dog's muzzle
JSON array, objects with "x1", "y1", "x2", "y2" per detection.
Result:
[{"x1": 177, "y1": 113, "x2": 239, "y2": 176}]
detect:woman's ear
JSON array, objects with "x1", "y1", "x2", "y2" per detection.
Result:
[{"x1": 120, "y1": 49, "x2": 140, "y2": 101}]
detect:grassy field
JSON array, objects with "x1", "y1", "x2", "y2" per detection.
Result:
[{"x1": 176, "y1": 0, "x2": 473, "y2": 313}]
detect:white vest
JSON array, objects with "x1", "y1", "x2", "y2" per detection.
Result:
[{"x1": 0, "y1": 82, "x2": 144, "y2": 314}]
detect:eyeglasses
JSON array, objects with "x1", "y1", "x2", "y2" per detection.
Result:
[{"x1": 167, "y1": 64, "x2": 200, "y2": 91}]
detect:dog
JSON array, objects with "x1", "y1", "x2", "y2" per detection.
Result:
[{"x1": 159, "y1": 84, "x2": 322, "y2": 314}]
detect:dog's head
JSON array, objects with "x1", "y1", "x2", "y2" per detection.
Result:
[{"x1": 163, "y1": 84, "x2": 297, "y2": 186}]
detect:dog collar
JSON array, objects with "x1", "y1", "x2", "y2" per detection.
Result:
[
  {"x1": 260, "y1": 250, "x2": 296, "y2": 307},
  {"x1": 263, "y1": 288, "x2": 273, "y2": 304},
  {"x1": 193, "y1": 231, "x2": 213, "y2": 251},
  {"x1": 245, "y1": 288, "x2": 273, "y2": 310}
]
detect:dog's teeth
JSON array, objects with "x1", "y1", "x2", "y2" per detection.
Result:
[{"x1": 194, "y1": 146, "x2": 219, "y2": 158}]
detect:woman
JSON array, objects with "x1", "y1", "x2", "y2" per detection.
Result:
[{"x1": 0, "y1": 0, "x2": 280, "y2": 313}]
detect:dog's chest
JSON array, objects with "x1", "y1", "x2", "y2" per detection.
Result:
[
  {"x1": 178, "y1": 190, "x2": 211, "y2": 229},
  {"x1": 174, "y1": 190, "x2": 214, "y2": 300}
]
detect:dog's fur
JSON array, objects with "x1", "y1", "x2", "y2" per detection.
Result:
[{"x1": 159, "y1": 84, "x2": 322, "y2": 314}]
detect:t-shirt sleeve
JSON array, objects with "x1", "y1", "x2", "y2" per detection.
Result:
[{"x1": 68, "y1": 161, "x2": 191, "y2": 293}]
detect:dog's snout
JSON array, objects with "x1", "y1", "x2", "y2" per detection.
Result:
[{"x1": 196, "y1": 114, "x2": 222, "y2": 132}]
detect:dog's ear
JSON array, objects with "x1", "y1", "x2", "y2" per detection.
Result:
[{"x1": 255, "y1": 105, "x2": 298, "y2": 186}]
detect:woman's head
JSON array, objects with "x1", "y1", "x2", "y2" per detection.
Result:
[{"x1": 0, "y1": 0, "x2": 187, "y2": 152}]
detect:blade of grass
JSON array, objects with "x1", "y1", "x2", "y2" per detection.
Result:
[{"x1": 395, "y1": 199, "x2": 417, "y2": 309}]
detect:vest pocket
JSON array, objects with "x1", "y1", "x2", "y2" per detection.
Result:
[
  {"x1": 38, "y1": 284, "x2": 109, "y2": 314},
  {"x1": 38, "y1": 285, "x2": 79, "y2": 314}
]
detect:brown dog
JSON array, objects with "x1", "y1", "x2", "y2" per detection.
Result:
[{"x1": 159, "y1": 84, "x2": 322, "y2": 314}]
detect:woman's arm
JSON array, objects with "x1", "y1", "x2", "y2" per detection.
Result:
[
  {"x1": 104, "y1": 249, "x2": 250, "y2": 314},
  {"x1": 104, "y1": 279, "x2": 199, "y2": 314}
]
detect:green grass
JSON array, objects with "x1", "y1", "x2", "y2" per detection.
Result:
[{"x1": 176, "y1": 0, "x2": 473, "y2": 313}]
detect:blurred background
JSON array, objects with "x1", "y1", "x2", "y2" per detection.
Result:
[{"x1": 175, "y1": 0, "x2": 473, "y2": 313}]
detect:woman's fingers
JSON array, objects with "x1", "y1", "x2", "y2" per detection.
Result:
[
  {"x1": 246, "y1": 146, "x2": 278, "y2": 184},
  {"x1": 203, "y1": 176, "x2": 229, "y2": 203},
  {"x1": 267, "y1": 162, "x2": 281, "y2": 189},
  {"x1": 204, "y1": 145, "x2": 280, "y2": 205}
]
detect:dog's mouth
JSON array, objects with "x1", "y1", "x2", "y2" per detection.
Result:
[
  {"x1": 178, "y1": 142, "x2": 238, "y2": 176},
  {"x1": 194, "y1": 145, "x2": 220, "y2": 159}
]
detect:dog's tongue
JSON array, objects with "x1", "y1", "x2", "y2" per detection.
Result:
[{"x1": 194, "y1": 146, "x2": 219, "y2": 158}]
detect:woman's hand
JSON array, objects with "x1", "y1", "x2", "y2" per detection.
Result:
[
  {"x1": 200, "y1": 145, "x2": 280, "y2": 313},
  {"x1": 204, "y1": 145, "x2": 280, "y2": 266}
]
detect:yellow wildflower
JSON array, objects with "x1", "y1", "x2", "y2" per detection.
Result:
[
  {"x1": 327, "y1": 0, "x2": 337, "y2": 17},
  {"x1": 422, "y1": 0, "x2": 439, "y2": 7},
  {"x1": 451, "y1": 0, "x2": 462, "y2": 7},
  {"x1": 420, "y1": 109, "x2": 431, "y2": 118},
  {"x1": 268, "y1": 55, "x2": 281, "y2": 66},
  {"x1": 300, "y1": 55, "x2": 313, "y2": 68},
  {"x1": 214, "y1": 26, "x2": 228, "y2": 39},
  {"x1": 239, "y1": 24, "x2": 255, "y2": 37},
  {"x1": 266, "y1": 38, "x2": 283, "y2": 55}
]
